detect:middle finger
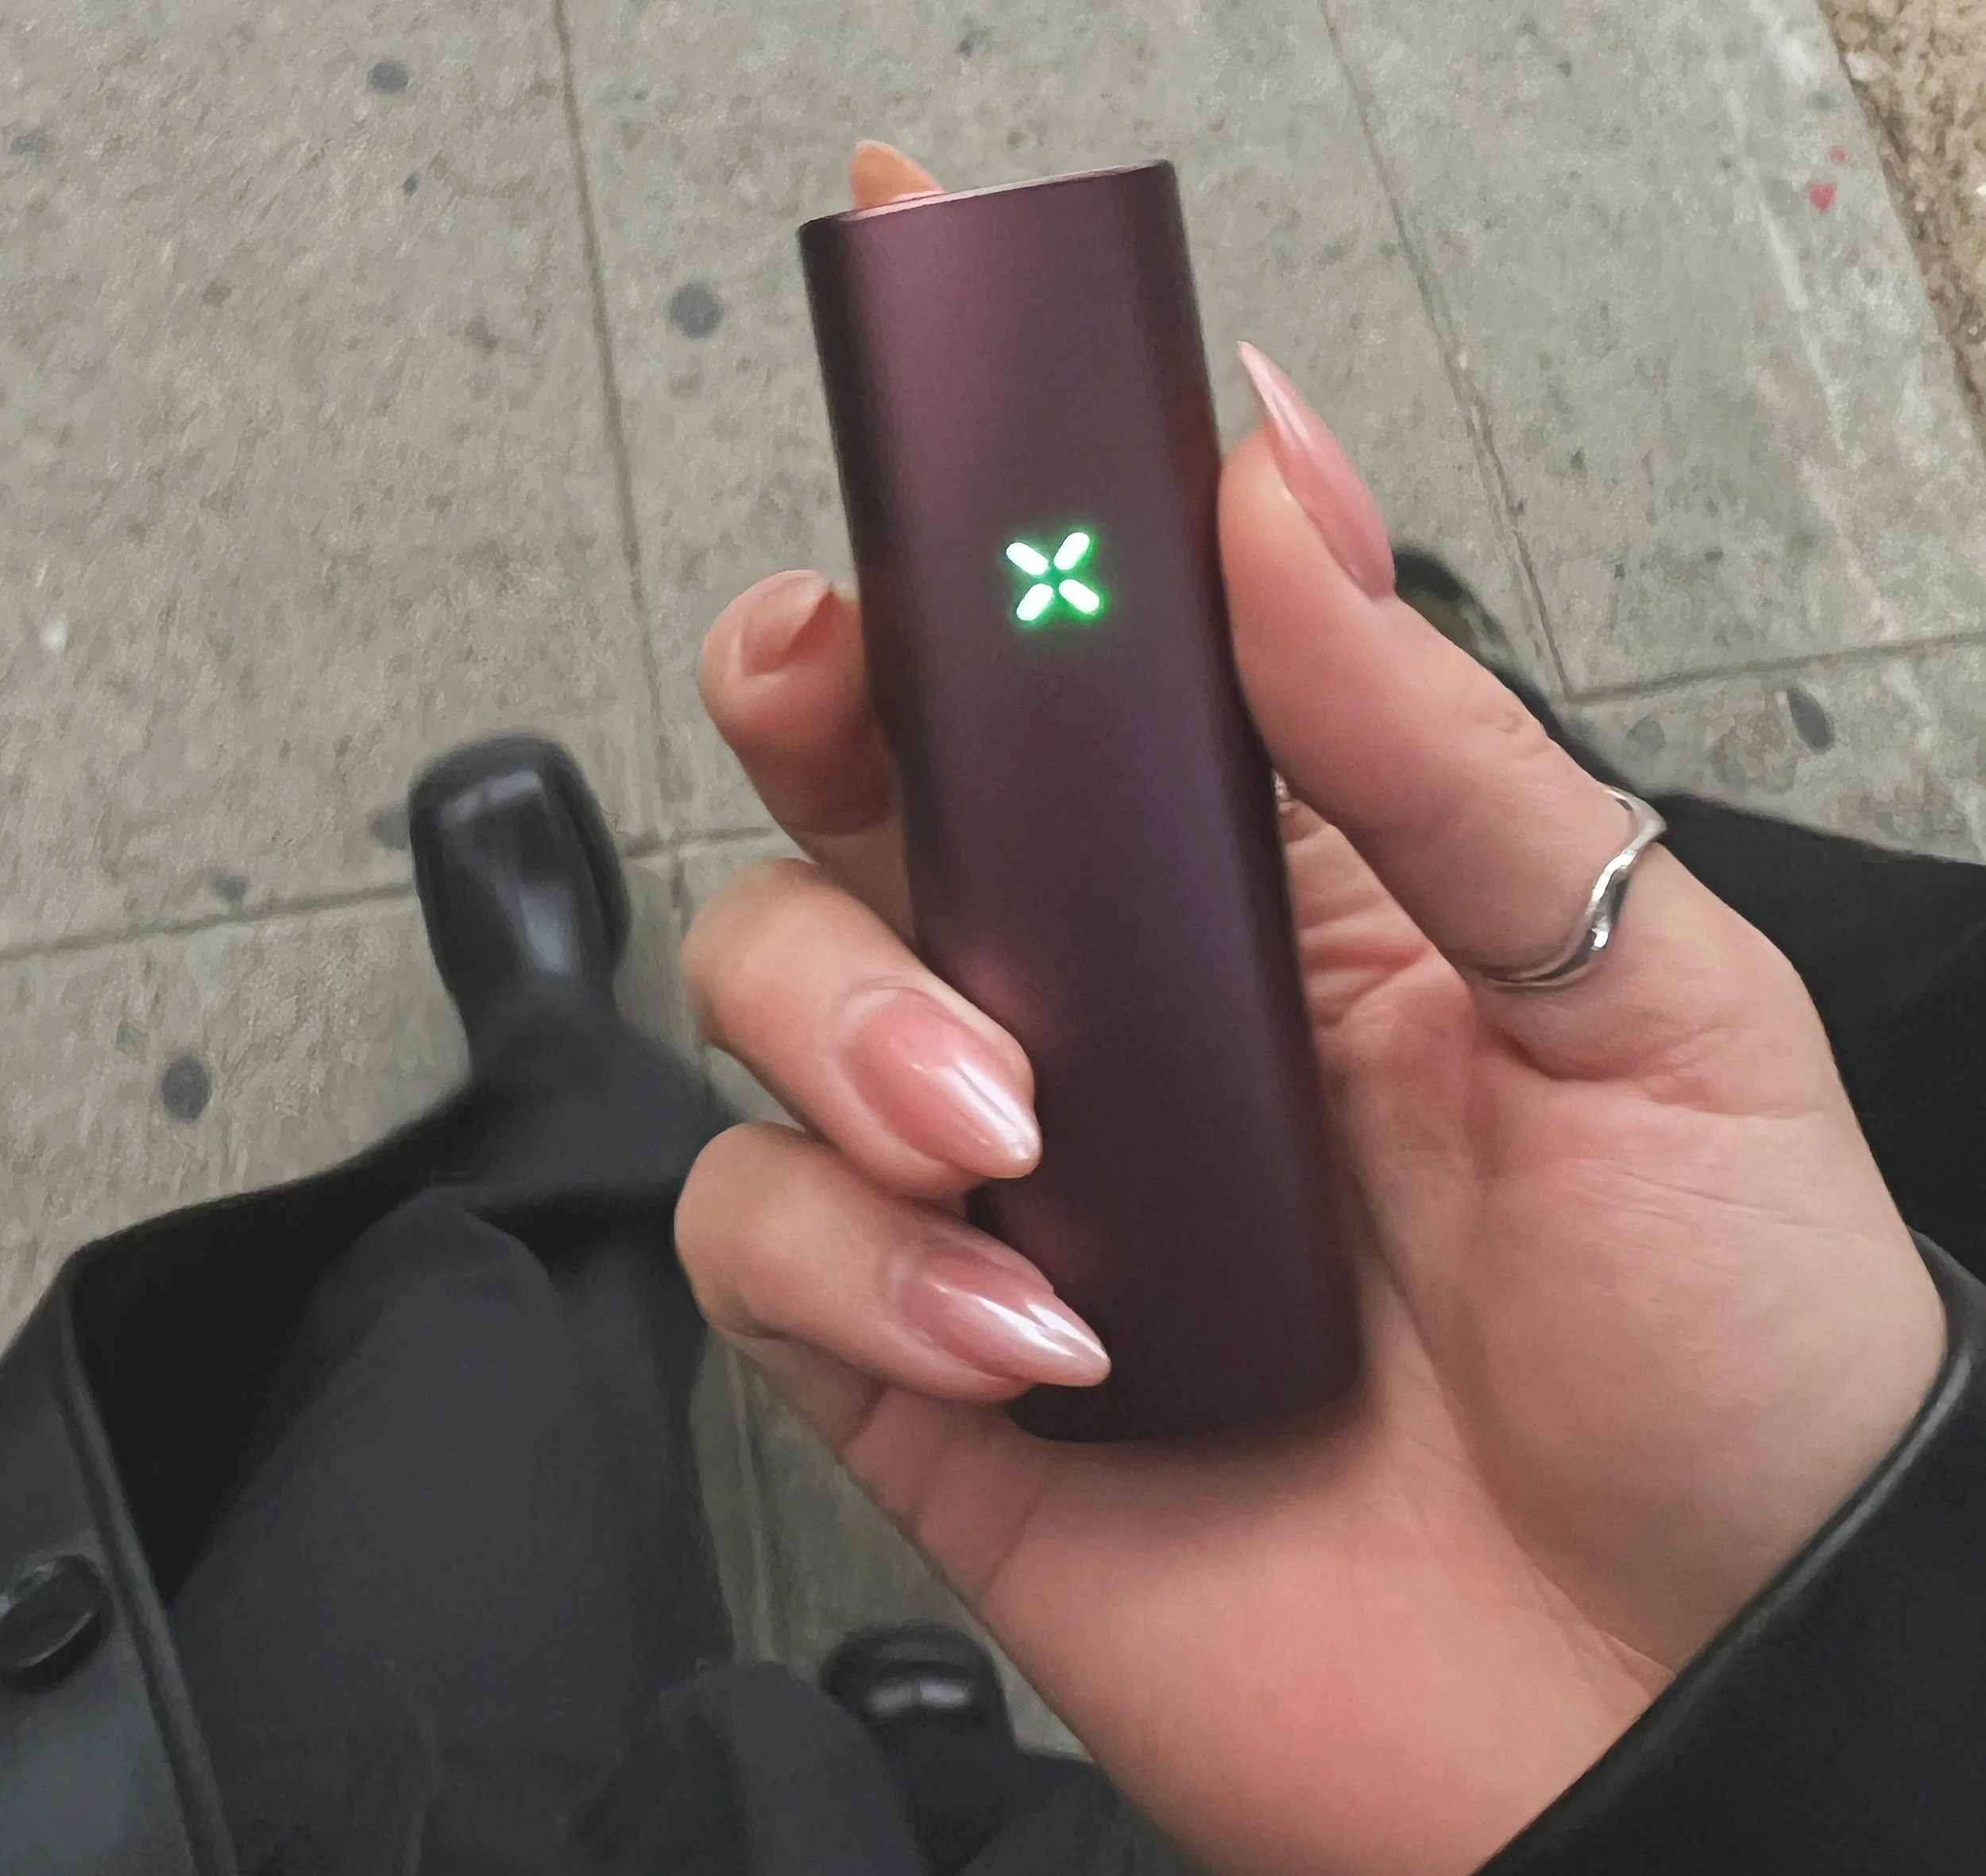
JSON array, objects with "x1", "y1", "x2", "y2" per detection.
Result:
[
  {"x1": 682, "y1": 856, "x2": 1041, "y2": 1200},
  {"x1": 700, "y1": 573, "x2": 913, "y2": 929}
]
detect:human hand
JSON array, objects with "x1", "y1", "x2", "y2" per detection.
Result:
[{"x1": 674, "y1": 143, "x2": 1944, "y2": 1876}]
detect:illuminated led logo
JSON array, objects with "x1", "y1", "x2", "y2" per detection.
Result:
[{"x1": 1005, "y1": 530, "x2": 1106, "y2": 628}]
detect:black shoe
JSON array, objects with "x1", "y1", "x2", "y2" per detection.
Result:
[
  {"x1": 820, "y1": 1623, "x2": 1014, "y2": 1743},
  {"x1": 408, "y1": 734, "x2": 630, "y2": 1048},
  {"x1": 1393, "y1": 547, "x2": 1518, "y2": 672}
]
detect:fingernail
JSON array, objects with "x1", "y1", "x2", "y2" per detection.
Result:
[
  {"x1": 851, "y1": 139, "x2": 943, "y2": 206},
  {"x1": 737, "y1": 571, "x2": 832, "y2": 676},
  {"x1": 900, "y1": 1235, "x2": 1110, "y2": 1386},
  {"x1": 843, "y1": 989, "x2": 1041, "y2": 1178},
  {"x1": 1238, "y1": 342, "x2": 1396, "y2": 598}
]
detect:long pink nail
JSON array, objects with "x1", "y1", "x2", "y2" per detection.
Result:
[
  {"x1": 1238, "y1": 342, "x2": 1395, "y2": 598},
  {"x1": 842, "y1": 989, "x2": 1040, "y2": 1178},
  {"x1": 900, "y1": 1235, "x2": 1110, "y2": 1386},
  {"x1": 736, "y1": 570, "x2": 832, "y2": 676}
]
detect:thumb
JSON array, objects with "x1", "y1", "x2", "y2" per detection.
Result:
[{"x1": 1220, "y1": 345, "x2": 1792, "y2": 1088}]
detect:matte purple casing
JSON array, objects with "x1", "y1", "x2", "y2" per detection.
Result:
[{"x1": 799, "y1": 163, "x2": 1358, "y2": 1440}]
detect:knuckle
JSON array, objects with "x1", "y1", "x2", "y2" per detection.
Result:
[
  {"x1": 679, "y1": 858, "x2": 824, "y2": 1043},
  {"x1": 1389, "y1": 674, "x2": 1565, "y2": 860},
  {"x1": 675, "y1": 1121, "x2": 814, "y2": 1329},
  {"x1": 1729, "y1": 915, "x2": 1813, "y2": 1016},
  {"x1": 1464, "y1": 675, "x2": 1557, "y2": 769}
]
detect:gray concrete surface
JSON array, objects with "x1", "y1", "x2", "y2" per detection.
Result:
[{"x1": 4, "y1": 0, "x2": 1984, "y2": 1742}]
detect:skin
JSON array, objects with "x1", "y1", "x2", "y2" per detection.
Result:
[{"x1": 672, "y1": 144, "x2": 1946, "y2": 1876}]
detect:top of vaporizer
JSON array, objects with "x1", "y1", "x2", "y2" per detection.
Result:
[{"x1": 799, "y1": 161, "x2": 1170, "y2": 238}]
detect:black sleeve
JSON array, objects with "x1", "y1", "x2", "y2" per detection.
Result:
[{"x1": 1481, "y1": 1236, "x2": 1986, "y2": 1874}]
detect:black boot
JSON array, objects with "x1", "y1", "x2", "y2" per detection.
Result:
[
  {"x1": 821, "y1": 1623, "x2": 1014, "y2": 1742},
  {"x1": 408, "y1": 734, "x2": 630, "y2": 1055},
  {"x1": 1393, "y1": 546, "x2": 1519, "y2": 671}
]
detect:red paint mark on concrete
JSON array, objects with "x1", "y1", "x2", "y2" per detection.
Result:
[
  {"x1": 1809, "y1": 180, "x2": 1837, "y2": 211},
  {"x1": 1829, "y1": 145, "x2": 1849, "y2": 164}
]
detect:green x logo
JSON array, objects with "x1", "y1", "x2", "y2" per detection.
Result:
[{"x1": 1005, "y1": 530, "x2": 1107, "y2": 628}]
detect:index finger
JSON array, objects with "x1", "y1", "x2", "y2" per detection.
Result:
[
  {"x1": 696, "y1": 143, "x2": 945, "y2": 929},
  {"x1": 701, "y1": 573, "x2": 911, "y2": 929}
]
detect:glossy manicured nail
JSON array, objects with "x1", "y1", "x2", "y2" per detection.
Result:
[
  {"x1": 1238, "y1": 342, "x2": 1396, "y2": 598},
  {"x1": 901, "y1": 1235, "x2": 1110, "y2": 1385},
  {"x1": 737, "y1": 571, "x2": 832, "y2": 676},
  {"x1": 851, "y1": 139, "x2": 942, "y2": 207},
  {"x1": 844, "y1": 989, "x2": 1041, "y2": 1178}
]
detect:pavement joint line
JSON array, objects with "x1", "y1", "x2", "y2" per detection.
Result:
[
  {"x1": 1560, "y1": 626, "x2": 1986, "y2": 706},
  {"x1": 0, "y1": 880, "x2": 419, "y2": 971},
  {"x1": 718, "y1": 1355, "x2": 786, "y2": 1662},
  {"x1": 736, "y1": 1371, "x2": 798, "y2": 1666},
  {"x1": 1311, "y1": 0, "x2": 1572, "y2": 698},
  {"x1": 550, "y1": 0, "x2": 670, "y2": 761},
  {"x1": 0, "y1": 834, "x2": 744, "y2": 970}
]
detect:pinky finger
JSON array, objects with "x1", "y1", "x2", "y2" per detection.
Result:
[{"x1": 676, "y1": 1124, "x2": 1110, "y2": 1421}]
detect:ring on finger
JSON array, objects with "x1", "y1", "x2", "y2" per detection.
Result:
[{"x1": 1475, "y1": 787, "x2": 1667, "y2": 992}]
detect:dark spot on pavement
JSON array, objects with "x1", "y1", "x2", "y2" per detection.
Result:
[
  {"x1": 159, "y1": 1054, "x2": 213, "y2": 1123},
  {"x1": 369, "y1": 60, "x2": 410, "y2": 95},
  {"x1": 1626, "y1": 714, "x2": 1666, "y2": 757},
  {"x1": 464, "y1": 315, "x2": 499, "y2": 352},
  {"x1": 114, "y1": 1019, "x2": 146, "y2": 1059},
  {"x1": 403, "y1": 171, "x2": 420, "y2": 193},
  {"x1": 958, "y1": 21, "x2": 985, "y2": 54},
  {"x1": 9, "y1": 129, "x2": 51, "y2": 157},
  {"x1": 667, "y1": 282, "x2": 722, "y2": 338},
  {"x1": 201, "y1": 279, "x2": 232, "y2": 307},
  {"x1": 368, "y1": 803, "x2": 411, "y2": 850},
  {"x1": 1785, "y1": 686, "x2": 1835, "y2": 751},
  {"x1": 1711, "y1": 705, "x2": 1802, "y2": 795},
  {"x1": 208, "y1": 869, "x2": 249, "y2": 905},
  {"x1": 1703, "y1": 544, "x2": 1725, "y2": 563}
]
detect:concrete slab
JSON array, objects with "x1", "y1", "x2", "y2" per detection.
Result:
[
  {"x1": 0, "y1": 852, "x2": 690, "y2": 1340},
  {"x1": 1323, "y1": 0, "x2": 1986, "y2": 691},
  {"x1": 0, "y1": 895, "x2": 454, "y2": 1342},
  {"x1": 1570, "y1": 644, "x2": 1986, "y2": 858},
  {"x1": 0, "y1": 0, "x2": 659, "y2": 954},
  {"x1": 563, "y1": 0, "x2": 1550, "y2": 841}
]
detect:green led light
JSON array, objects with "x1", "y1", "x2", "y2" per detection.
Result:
[
  {"x1": 1053, "y1": 530, "x2": 1092, "y2": 572},
  {"x1": 1004, "y1": 528, "x2": 1107, "y2": 628}
]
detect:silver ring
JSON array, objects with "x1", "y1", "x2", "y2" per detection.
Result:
[{"x1": 1478, "y1": 787, "x2": 1667, "y2": 991}]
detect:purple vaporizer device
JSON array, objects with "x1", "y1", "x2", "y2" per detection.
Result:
[{"x1": 799, "y1": 162, "x2": 1359, "y2": 1441}]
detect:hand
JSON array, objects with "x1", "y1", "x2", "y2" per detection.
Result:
[{"x1": 674, "y1": 143, "x2": 1944, "y2": 1876}]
